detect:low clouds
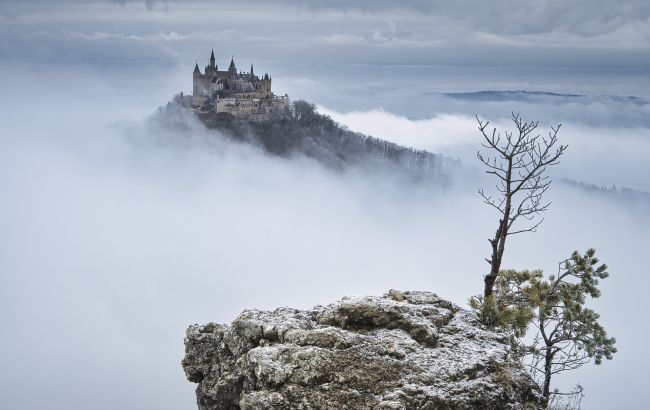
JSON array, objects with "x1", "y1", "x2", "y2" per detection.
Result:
[
  {"x1": 61, "y1": 29, "x2": 187, "y2": 42},
  {"x1": 322, "y1": 98, "x2": 650, "y2": 192},
  {"x1": 0, "y1": 1, "x2": 649, "y2": 409},
  {"x1": 1, "y1": 61, "x2": 649, "y2": 410},
  {"x1": 107, "y1": 0, "x2": 161, "y2": 11},
  {"x1": 318, "y1": 107, "x2": 478, "y2": 152},
  {"x1": 0, "y1": 62, "x2": 482, "y2": 409}
]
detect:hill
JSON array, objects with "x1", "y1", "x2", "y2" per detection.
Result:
[{"x1": 163, "y1": 98, "x2": 460, "y2": 184}]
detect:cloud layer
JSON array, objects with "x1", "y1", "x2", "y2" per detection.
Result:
[
  {"x1": 1, "y1": 0, "x2": 649, "y2": 71},
  {"x1": 1, "y1": 58, "x2": 649, "y2": 409},
  {"x1": 1, "y1": 2, "x2": 649, "y2": 408}
]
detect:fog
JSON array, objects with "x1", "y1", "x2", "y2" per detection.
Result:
[
  {"x1": 1, "y1": 1, "x2": 650, "y2": 408},
  {"x1": 0, "y1": 58, "x2": 648, "y2": 409},
  {"x1": 320, "y1": 102, "x2": 650, "y2": 192}
]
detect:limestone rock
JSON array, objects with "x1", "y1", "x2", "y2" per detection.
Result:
[{"x1": 182, "y1": 290, "x2": 541, "y2": 409}]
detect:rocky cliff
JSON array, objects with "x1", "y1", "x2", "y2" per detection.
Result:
[{"x1": 182, "y1": 290, "x2": 541, "y2": 409}]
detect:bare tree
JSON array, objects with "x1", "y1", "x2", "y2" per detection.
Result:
[{"x1": 477, "y1": 113, "x2": 567, "y2": 298}]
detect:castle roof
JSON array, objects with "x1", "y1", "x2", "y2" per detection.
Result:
[
  {"x1": 210, "y1": 49, "x2": 215, "y2": 60},
  {"x1": 229, "y1": 57, "x2": 236, "y2": 70},
  {"x1": 194, "y1": 62, "x2": 200, "y2": 73}
]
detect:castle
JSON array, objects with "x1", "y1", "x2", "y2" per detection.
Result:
[{"x1": 183, "y1": 49, "x2": 288, "y2": 120}]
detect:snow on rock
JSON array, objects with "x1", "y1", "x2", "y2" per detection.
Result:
[{"x1": 182, "y1": 290, "x2": 542, "y2": 409}]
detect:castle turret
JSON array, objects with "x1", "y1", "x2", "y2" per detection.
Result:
[
  {"x1": 250, "y1": 63, "x2": 254, "y2": 76},
  {"x1": 209, "y1": 49, "x2": 216, "y2": 69}
]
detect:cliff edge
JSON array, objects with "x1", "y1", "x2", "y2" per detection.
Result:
[{"x1": 182, "y1": 290, "x2": 541, "y2": 409}]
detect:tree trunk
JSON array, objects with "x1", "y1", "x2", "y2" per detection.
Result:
[
  {"x1": 483, "y1": 158, "x2": 513, "y2": 299},
  {"x1": 542, "y1": 348, "x2": 553, "y2": 403},
  {"x1": 484, "y1": 217, "x2": 508, "y2": 298}
]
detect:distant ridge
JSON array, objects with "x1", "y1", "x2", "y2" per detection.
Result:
[
  {"x1": 560, "y1": 178, "x2": 650, "y2": 207},
  {"x1": 445, "y1": 90, "x2": 647, "y2": 105}
]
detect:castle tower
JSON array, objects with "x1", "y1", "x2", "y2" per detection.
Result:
[
  {"x1": 228, "y1": 56, "x2": 237, "y2": 77},
  {"x1": 260, "y1": 73, "x2": 272, "y2": 98},
  {"x1": 209, "y1": 49, "x2": 216, "y2": 70},
  {"x1": 192, "y1": 62, "x2": 202, "y2": 96},
  {"x1": 250, "y1": 63, "x2": 254, "y2": 76}
]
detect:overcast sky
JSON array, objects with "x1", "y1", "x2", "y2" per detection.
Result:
[
  {"x1": 1, "y1": 2, "x2": 649, "y2": 410},
  {"x1": 2, "y1": 0, "x2": 649, "y2": 73}
]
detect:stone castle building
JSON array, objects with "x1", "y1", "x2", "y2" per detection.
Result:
[{"x1": 185, "y1": 49, "x2": 288, "y2": 120}]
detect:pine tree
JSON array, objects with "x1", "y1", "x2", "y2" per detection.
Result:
[{"x1": 471, "y1": 249, "x2": 617, "y2": 405}]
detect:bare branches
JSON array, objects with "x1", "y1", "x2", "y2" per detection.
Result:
[
  {"x1": 507, "y1": 218, "x2": 544, "y2": 236},
  {"x1": 477, "y1": 114, "x2": 565, "y2": 226},
  {"x1": 477, "y1": 113, "x2": 567, "y2": 298},
  {"x1": 478, "y1": 188, "x2": 505, "y2": 215}
]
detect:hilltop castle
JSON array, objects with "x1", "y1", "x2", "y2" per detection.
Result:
[{"x1": 183, "y1": 49, "x2": 288, "y2": 120}]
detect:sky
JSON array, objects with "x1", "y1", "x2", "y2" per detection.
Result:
[{"x1": 1, "y1": 1, "x2": 649, "y2": 409}]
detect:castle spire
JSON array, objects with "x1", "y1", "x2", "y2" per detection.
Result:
[
  {"x1": 228, "y1": 56, "x2": 237, "y2": 76},
  {"x1": 194, "y1": 61, "x2": 200, "y2": 74},
  {"x1": 250, "y1": 63, "x2": 254, "y2": 75},
  {"x1": 209, "y1": 49, "x2": 215, "y2": 69}
]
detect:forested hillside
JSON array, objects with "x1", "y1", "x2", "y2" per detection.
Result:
[{"x1": 173, "y1": 99, "x2": 460, "y2": 183}]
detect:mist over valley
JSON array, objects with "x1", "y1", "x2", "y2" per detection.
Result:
[{"x1": 1, "y1": 1, "x2": 649, "y2": 409}]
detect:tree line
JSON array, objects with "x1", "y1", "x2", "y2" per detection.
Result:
[{"x1": 194, "y1": 100, "x2": 460, "y2": 184}]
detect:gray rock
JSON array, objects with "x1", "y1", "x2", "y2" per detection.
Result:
[{"x1": 182, "y1": 290, "x2": 541, "y2": 409}]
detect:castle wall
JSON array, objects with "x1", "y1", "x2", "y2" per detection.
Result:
[{"x1": 214, "y1": 95, "x2": 287, "y2": 119}]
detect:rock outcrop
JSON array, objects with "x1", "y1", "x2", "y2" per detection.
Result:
[{"x1": 182, "y1": 290, "x2": 541, "y2": 409}]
